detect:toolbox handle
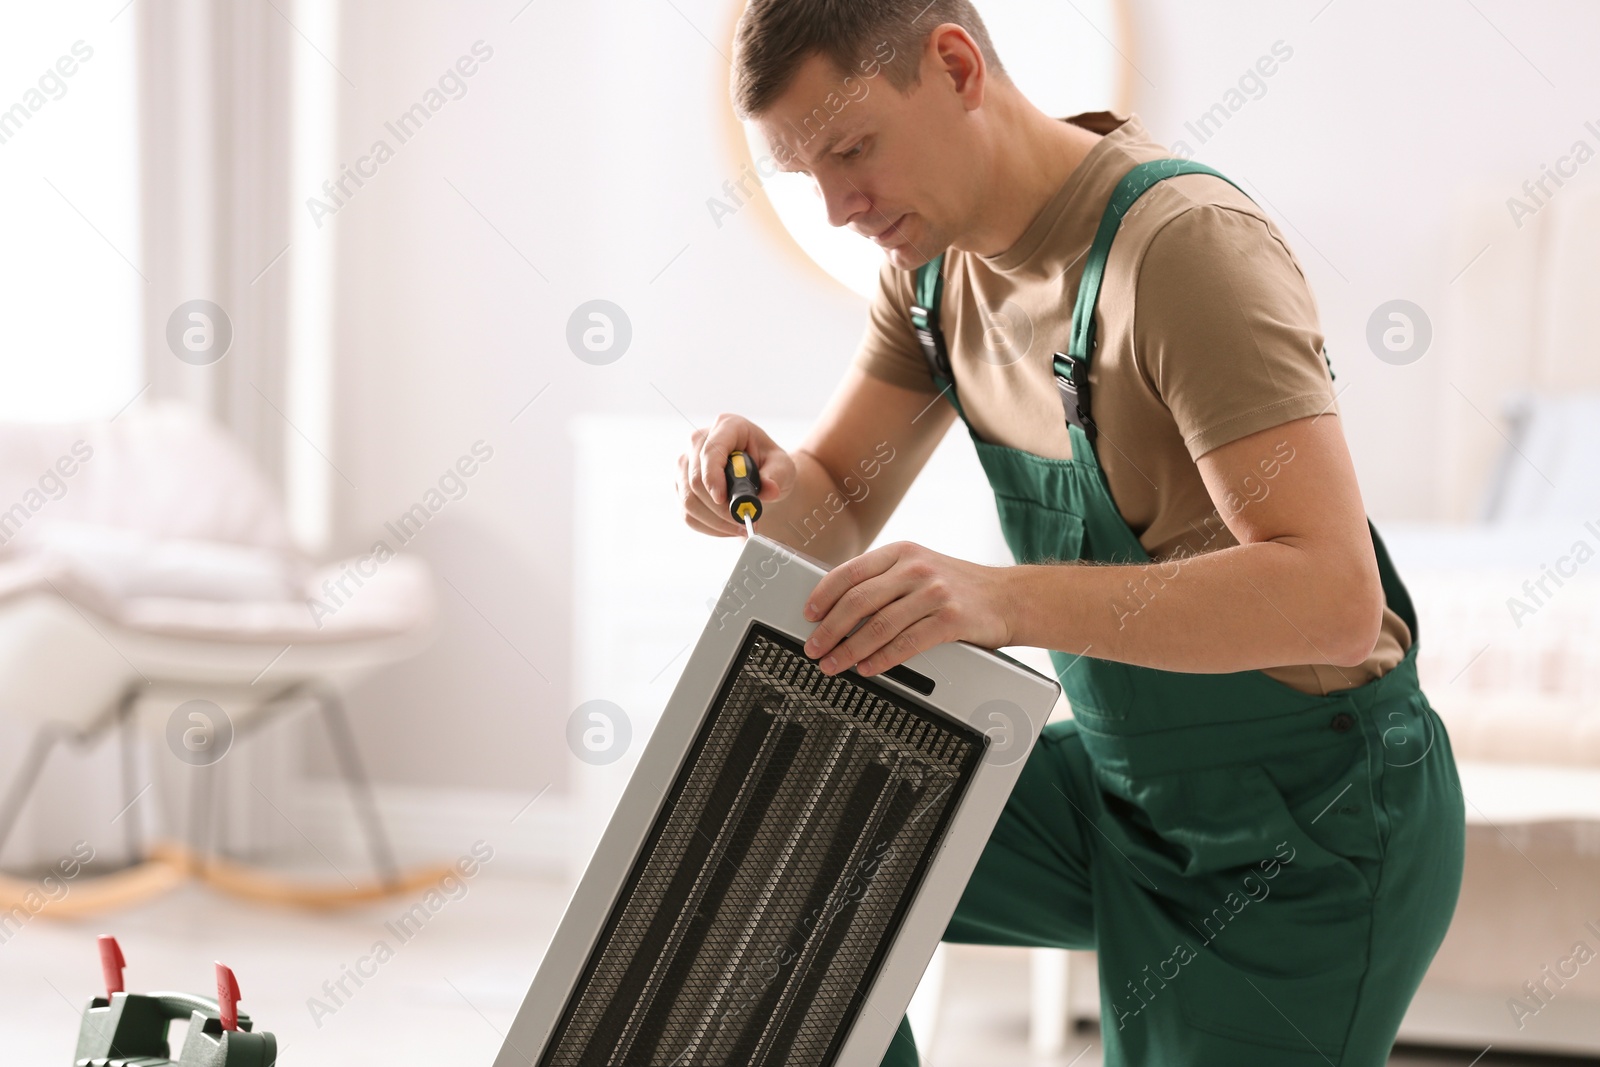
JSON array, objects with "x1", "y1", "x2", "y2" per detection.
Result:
[{"x1": 141, "y1": 991, "x2": 254, "y2": 1031}]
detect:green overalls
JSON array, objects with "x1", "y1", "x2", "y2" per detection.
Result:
[{"x1": 879, "y1": 161, "x2": 1466, "y2": 1066}]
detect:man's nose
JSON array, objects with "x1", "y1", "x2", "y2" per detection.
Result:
[{"x1": 814, "y1": 175, "x2": 868, "y2": 229}]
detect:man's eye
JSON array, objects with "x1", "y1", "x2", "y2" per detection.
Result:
[{"x1": 840, "y1": 142, "x2": 864, "y2": 160}]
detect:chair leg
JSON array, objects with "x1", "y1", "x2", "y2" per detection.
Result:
[
  {"x1": 315, "y1": 687, "x2": 400, "y2": 888},
  {"x1": 187, "y1": 758, "x2": 216, "y2": 877},
  {"x1": 116, "y1": 688, "x2": 143, "y2": 865},
  {"x1": 0, "y1": 728, "x2": 60, "y2": 866}
]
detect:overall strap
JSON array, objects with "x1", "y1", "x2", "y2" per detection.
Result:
[
  {"x1": 910, "y1": 256, "x2": 950, "y2": 382},
  {"x1": 908, "y1": 159, "x2": 1337, "y2": 442},
  {"x1": 1059, "y1": 160, "x2": 1245, "y2": 444}
]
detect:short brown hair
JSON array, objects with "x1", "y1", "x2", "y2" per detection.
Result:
[{"x1": 730, "y1": 0, "x2": 1008, "y2": 121}]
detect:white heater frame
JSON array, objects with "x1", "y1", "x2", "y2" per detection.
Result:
[{"x1": 494, "y1": 533, "x2": 1060, "y2": 1067}]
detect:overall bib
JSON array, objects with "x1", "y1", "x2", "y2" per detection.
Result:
[{"x1": 878, "y1": 161, "x2": 1466, "y2": 1066}]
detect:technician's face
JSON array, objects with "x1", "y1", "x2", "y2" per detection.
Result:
[{"x1": 753, "y1": 47, "x2": 973, "y2": 271}]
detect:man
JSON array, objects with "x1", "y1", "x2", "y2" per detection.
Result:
[{"x1": 675, "y1": 2, "x2": 1465, "y2": 1063}]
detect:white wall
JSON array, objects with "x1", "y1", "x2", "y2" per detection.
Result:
[
  {"x1": 1133, "y1": 0, "x2": 1600, "y2": 514},
  {"x1": 321, "y1": 0, "x2": 1600, "y2": 800},
  {"x1": 322, "y1": 0, "x2": 869, "y2": 798}
]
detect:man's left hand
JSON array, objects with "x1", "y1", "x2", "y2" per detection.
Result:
[{"x1": 801, "y1": 541, "x2": 1015, "y2": 677}]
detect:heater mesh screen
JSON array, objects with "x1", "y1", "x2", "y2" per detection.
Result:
[{"x1": 539, "y1": 623, "x2": 984, "y2": 1067}]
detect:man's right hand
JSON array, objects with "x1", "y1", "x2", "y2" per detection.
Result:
[
  {"x1": 676, "y1": 414, "x2": 798, "y2": 538},
  {"x1": 673, "y1": 369, "x2": 956, "y2": 564}
]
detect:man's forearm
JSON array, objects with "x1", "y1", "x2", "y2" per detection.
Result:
[
  {"x1": 1001, "y1": 539, "x2": 1382, "y2": 676},
  {"x1": 752, "y1": 449, "x2": 866, "y2": 566}
]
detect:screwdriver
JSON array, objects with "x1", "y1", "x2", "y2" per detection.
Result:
[{"x1": 724, "y1": 450, "x2": 762, "y2": 537}]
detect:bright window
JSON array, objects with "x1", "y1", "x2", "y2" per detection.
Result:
[{"x1": 0, "y1": 5, "x2": 141, "y2": 421}]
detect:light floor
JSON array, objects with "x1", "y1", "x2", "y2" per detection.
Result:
[{"x1": 3, "y1": 872, "x2": 1593, "y2": 1066}]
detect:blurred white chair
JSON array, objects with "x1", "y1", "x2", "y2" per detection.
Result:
[{"x1": 0, "y1": 400, "x2": 444, "y2": 911}]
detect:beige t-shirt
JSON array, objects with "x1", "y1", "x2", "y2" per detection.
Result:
[{"x1": 853, "y1": 110, "x2": 1408, "y2": 696}]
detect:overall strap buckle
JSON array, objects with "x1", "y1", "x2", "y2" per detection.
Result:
[
  {"x1": 910, "y1": 302, "x2": 952, "y2": 380},
  {"x1": 911, "y1": 254, "x2": 952, "y2": 385},
  {"x1": 1052, "y1": 352, "x2": 1097, "y2": 444}
]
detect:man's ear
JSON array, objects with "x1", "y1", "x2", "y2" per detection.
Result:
[{"x1": 929, "y1": 23, "x2": 987, "y2": 107}]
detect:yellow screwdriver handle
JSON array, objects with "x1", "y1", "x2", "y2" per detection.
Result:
[{"x1": 724, "y1": 450, "x2": 762, "y2": 524}]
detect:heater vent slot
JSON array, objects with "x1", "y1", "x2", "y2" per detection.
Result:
[{"x1": 539, "y1": 623, "x2": 984, "y2": 1067}]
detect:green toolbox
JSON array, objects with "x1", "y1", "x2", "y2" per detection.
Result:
[{"x1": 73, "y1": 936, "x2": 277, "y2": 1066}]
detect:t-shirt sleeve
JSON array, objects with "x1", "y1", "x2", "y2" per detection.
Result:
[
  {"x1": 851, "y1": 258, "x2": 941, "y2": 394},
  {"x1": 1133, "y1": 204, "x2": 1337, "y2": 460}
]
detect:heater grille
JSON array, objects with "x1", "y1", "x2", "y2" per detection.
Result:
[{"x1": 539, "y1": 623, "x2": 985, "y2": 1067}]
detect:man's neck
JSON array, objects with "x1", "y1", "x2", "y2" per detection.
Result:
[{"x1": 963, "y1": 99, "x2": 1104, "y2": 258}]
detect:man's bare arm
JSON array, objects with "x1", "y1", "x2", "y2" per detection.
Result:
[
  {"x1": 756, "y1": 367, "x2": 956, "y2": 567},
  {"x1": 796, "y1": 409, "x2": 1385, "y2": 681},
  {"x1": 1000, "y1": 413, "x2": 1385, "y2": 674}
]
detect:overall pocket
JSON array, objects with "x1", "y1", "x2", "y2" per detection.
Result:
[
  {"x1": 1160, "y1": 752, "x2": 1381, "y2": 1056},
  {"x1": 992, "y1": 494, "x2": 1134, "y2": 722},
  {"x1": 992, "y1": 492, "x2": 1085, "y2": 565}
]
